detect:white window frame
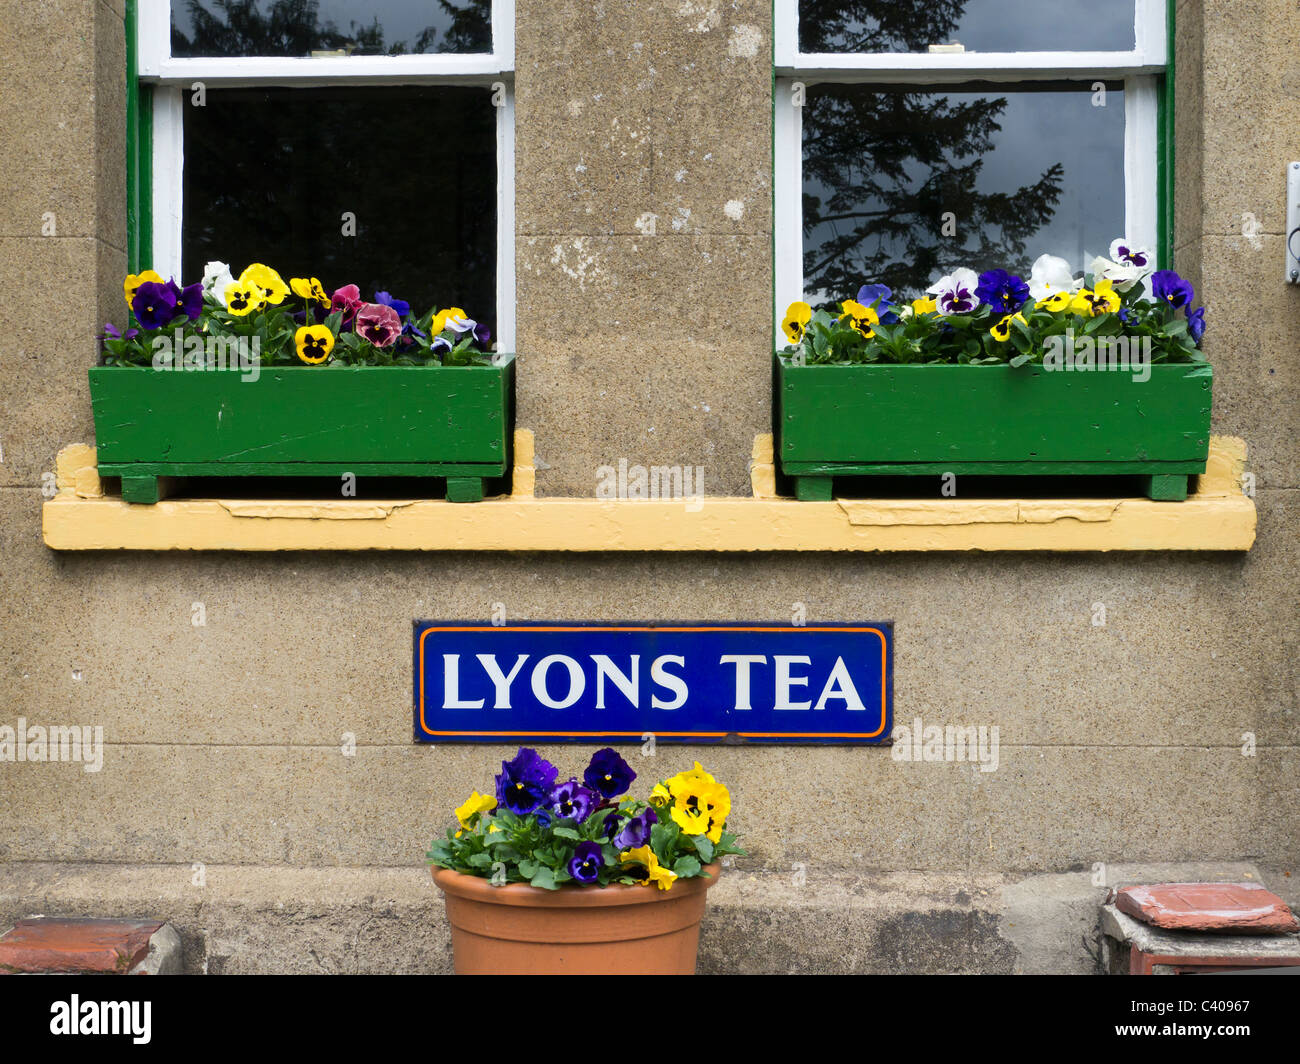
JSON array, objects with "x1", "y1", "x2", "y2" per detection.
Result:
[
  {"x1": 774, "y1": 0, "x2": 1166, "y2": 331},
  {"x1": 136, "y1": 0, "x2": 517, "y2": 350}
]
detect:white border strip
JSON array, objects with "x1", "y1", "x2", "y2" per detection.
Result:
[
  {"x1": 150, "y1": 86, "x2": 184, "y2": 279},
  {"x1": 146, "y1": 55, "x2": 512, "y2": 85},
  {"x1": 773, "y1": 79, "x2": 803, "y2": 320},
  {"x1": 1124, "y1": 75, "x2": 1161, "y2": 260},
  {"x1": 496, "y1": 85, "x2": 517, "y2": 352},
  {"x1": 782, "y1": 52, "x2": 1161, "y2": 83}
]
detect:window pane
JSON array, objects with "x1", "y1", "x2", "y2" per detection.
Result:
[
  {"x1": 798, "y1": 0, "x2": 1135, "y2": 54},
  {"x1": 172, "y1": 0, "x2": 491, "y2": 57},
  {"x1": 182, "y1": 86, "x2": 497, "y2": 329},
  {"x1": 801, "y1": 83, "x2": 1126, "y2": 305}
]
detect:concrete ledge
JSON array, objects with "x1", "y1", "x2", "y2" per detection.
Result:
[
  {"x1": 0, "y1": 861, "x2": 1277, "y2": 975},
  {"x1": 42, "y1": 434, "x2": 1256, "y2": 552}
]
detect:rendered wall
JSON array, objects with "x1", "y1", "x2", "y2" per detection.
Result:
[{"x1": 0, "y1": 0, "x2": 1296, "y2": 972}]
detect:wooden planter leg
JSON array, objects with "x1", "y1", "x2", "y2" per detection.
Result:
[
  {"x1": 445, "y1": 476, "x2": 485, "y2": 503},
  {"x1": 120, "y1": 475, "x2": 159, "y2": 504},
  {"x1": 1143, "y1": 474, "x2": 1189, "y2": 501},
  {"x1": 794, "y1": 476, "x2": 833, "y2": 501}
]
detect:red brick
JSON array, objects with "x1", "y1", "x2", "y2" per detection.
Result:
[
  {"x1": 1115, "y1": 883, "x2": 1300, "y2": 934},
  {"x1": 0, "y1": 918, "x2": 164, "y2": 974}
]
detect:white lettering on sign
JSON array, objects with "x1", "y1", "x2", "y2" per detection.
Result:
[
  {"x1": 774, "y1": 655, "x2": 812, "y2": 710},
  {"x1": 443, "y1": 654, "x2": 485, "y2": 709},
  {"x1": 531, "y1": 654, "x2": 586, "y2": 709},
  {"x1": 719, "y1": 654, "x2": 766, "y2": 709},
  {"x1": 476, "y1": 653, "x2": 529, "y2": 708},
  {"x1": 650, "y1": 655, "x2": 688, "y2": 709},
  {"x1": 593, "y1": 654, "x2": 639, "y2": 708},
  {"x1": 438, "y1": 651, "x2": 874, "y2": 713}
]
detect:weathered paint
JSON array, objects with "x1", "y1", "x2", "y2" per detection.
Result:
[{"x1": 43, "y1": 436, "x2": 1255, "y2": 552}]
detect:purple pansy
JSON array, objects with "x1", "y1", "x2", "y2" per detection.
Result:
[
  {"x1": 612, "y1": 806, "x2": 658, "y2": 850},
  {"x1": 1151, "y1": 270, "x2": 1195, "y2": 310},
  {"x1": 374, "y1": 291, "x2": 410, "y2": 318},
  {"x1": 495, "y1": 747, "x2": 559, "y2": 815},
  {"x1": 396, "y1": 319, "x2": 427, "y2": 350},
  {"x1": 1186, "y1": 305, "x2": 1206, "y2": 343},
  {"x1": 584, "y1": 747, "x2": 636, "y2": 799},
  {"x1": 549, "y1": 778, "x2": 597, "y2": 822},
  {"x1": 131, "y1": 281, "x2": 180, "y2": 330},
  {"x1": 568, "y1": 841, "x2": 605, "y2": 884},
  {"x1": 974, "y1": 269, "x2": 1030, "y2": 314},
  {"x1": 855, "y1": 283, "x2": 899, "y2": 324},
  {"x1": 473, "y1": 321, "x2": 491, "y2": 347},
  {"x1": 168, "y1": 279, "x2": 204, "y2": 322},
  {"x1": 102, "y1": 323, "x2": 140, "y2": 340}
]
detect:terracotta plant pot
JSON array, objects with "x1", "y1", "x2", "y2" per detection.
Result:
[{"x1": 432, "y1": 863, "x2": 721, "y2": 974}]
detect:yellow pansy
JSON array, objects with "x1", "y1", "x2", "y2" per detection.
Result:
[
  {"x1": 290, "y1": 276, "x2": 331, "y2": 309},
  {"x1": 781, "y1": 301, "x2": 812, "y2": 344},
  {"x1": 664, "y1": 761, "x2": 715, "y2": 796},
  {"x1": 620, "y1": 846, "x2": 678, "y2": 891},
  {"x1": 124, "y1": 270, "x2": 164, "y2": 308},
  {"x1": 239, "y1": 263, "x2": 290, "y2": 306},
  {"x1": 1035, "y1": 290, "x2": 1073, "y2": 313},
  {"x1": 669, "y1": 776, "x2": 731, "y2": 844},
  {"x1": 224, "y1": 282, "x2": 259, "y2": 316},
  {"x1": 1071, "y1": 279, "x2": 1121, "y2": 317},
  {"x1": 648, "y1": 782, "x2": 672, "y2": 808},
  {"x1": 989, "y1": 312, "x2": 1028, "y2": 343},
  {"x1": 839, "y1": 299, "x2": 879, "y2": 339},
  {"x1": 454, "y1": 790, "x2": 497, "y2": 829},
  {"x1": 294, "y1": 324, "x2": 335, "y2": 364},
  {"x1": 431, "y1": 307, "x2": 470, "y2": 334}
]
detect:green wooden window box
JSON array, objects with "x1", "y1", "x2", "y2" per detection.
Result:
[
  {"x1": 89, "y1": 356, "x2": 515, "y2": 503},
  {"x1": 773, "y1": 356, "x2": 1212, "y2": 501}
]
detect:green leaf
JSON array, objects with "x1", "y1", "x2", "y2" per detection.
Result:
[
  {"x1": 672, "y1": 855, "x2": 701, "y2": 878},
  {"x1": 551, "y1": 826, "x2": 582, "y2": 841},
  {"x1": 692, "y1": 835, "x2": 714, "y2": 862},
  {"x1": 1008, "y1": 353, "x2": 1031, "y2": 368},
  {"x1": 529, "y1": 865, "x2": 558, "y2": 891}
]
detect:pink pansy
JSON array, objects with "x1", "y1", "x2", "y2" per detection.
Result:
[
  {"x1": 354, "y1": 302, "x2": 403, "y2": 348},
  {"x1": 330, "y1": 283, "x2": 363, "y2": 320}
]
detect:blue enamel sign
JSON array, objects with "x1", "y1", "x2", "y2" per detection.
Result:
[{"x1": 413, "y1": 621, "x2": 892, "y2": 744}]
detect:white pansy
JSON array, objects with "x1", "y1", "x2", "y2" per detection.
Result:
[
  {"x1": 1088, "y1": 255, "x2": 1141, "y2": 293},
  {"x1": 443, "y1": 313, "x2": 476, "y2": 334},
  {"x1": 1108, "y1": 238, "x2": 1154, "y2": 272},
  {"x1": 201, "y1": 261, "x2": 236, "y2": 306},
  {"x1": 926, "y1": 267, "x2": 980, "y2": 314},
  {"x1": 1027, "y1": 254, "x2": 1081, "y2": 301},
  {"x1": 1090, "y1": 239, "x2": 1155, "y2": 292}
]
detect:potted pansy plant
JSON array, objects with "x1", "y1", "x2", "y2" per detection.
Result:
[
  {"x1": 428, "y1": 747, "x2": 743, "y2": 975},
  {"x1": 89, "y1": 262, "x2": 515, "y2": 503},
  {"x1": 775, "y1": 240, "x2": 1212, "y2": 501}
]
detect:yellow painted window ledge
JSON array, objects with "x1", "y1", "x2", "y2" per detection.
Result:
[{"x1": 42, "y1": 432, "x2": 1256, "y2": 552}]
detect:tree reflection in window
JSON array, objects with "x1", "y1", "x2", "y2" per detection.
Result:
[
  {"x1": 797, "y1": 2, "x2": 1130, "y2": 305},
  {"x1": 171, "y1": 0, "x2": 492, "y2": 57},
  {"x1": 797, "y1": 0, "x2": 1134, "y2": 55}
]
